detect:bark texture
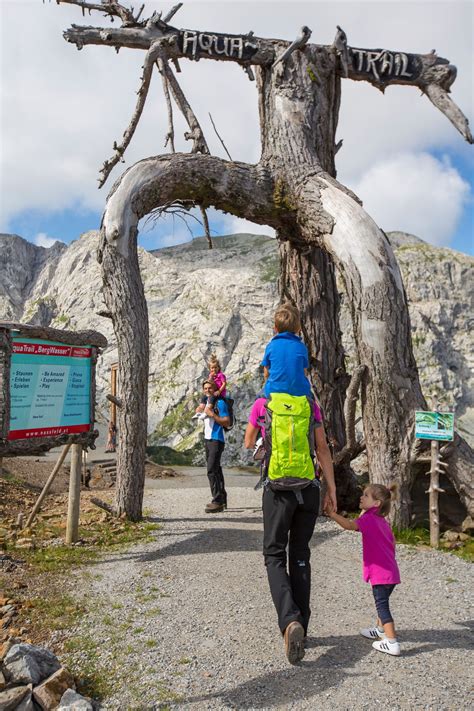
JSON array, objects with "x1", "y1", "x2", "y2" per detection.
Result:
[{"x1": 98, "y1": 227, "x2": 149, "y2": 521}]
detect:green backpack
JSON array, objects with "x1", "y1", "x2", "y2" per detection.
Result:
[{"x1": 263, "y1": 393, "x2": 316, "y2": 490}]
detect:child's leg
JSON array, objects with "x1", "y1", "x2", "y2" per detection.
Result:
[{"x1": 372, "y1": 585, "x2": 397, "y2": 639}]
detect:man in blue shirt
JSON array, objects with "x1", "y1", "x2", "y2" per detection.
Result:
[{"x1": 201, "y1": 380, "x2": 230, "y2": 513}]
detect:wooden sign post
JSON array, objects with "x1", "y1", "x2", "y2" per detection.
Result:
[
  {"x1": 0, "y1": 322, "x2": 107, "y2": 542},
  {"x1": 66, "y1": 443, "x2": 83, "y2": 544},
  {"x1": 415, "y1": 408, "x2": 455, "y2": 547}
]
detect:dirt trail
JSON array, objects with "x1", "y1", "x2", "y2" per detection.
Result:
[{"x1": 64, "y1": 476, "x2": 473, "y2": 710}]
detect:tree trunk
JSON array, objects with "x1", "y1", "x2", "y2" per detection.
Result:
[
  {"x1": 279, "y1": 239, "x2": 361, "y2": 509},
  {"x1": 88, "y1": 16, "x2": 474, "y2": 525},
  {"x1": 255, "y1": 44, "x2": 472, "y2": 526},
  {"x1": 99, "y1": 225, "x2": 149, "y2": 521}
]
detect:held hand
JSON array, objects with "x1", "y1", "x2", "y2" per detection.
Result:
[
  {"x1": 204, "y1": 406, "x2": 215, "y2": 418},
  {"x1": 323, "y1": 489, "x2": 337, "y2": 516}
]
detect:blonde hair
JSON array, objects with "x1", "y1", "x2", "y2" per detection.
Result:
[
  {"x1": 274, "y1": 303, "x2": 301, "y2": 334},
  {"x1": 367, "y1": 483, "x2": 397, "y2": 517},
  {"x1": 208, "y1": 353, "x2": 221, "y2": 372}
]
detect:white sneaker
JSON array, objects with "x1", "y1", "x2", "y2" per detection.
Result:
[
  {"x1": 372, "y1": 639, "x2": 401, "y2": 656},
  {"x1": 360, "y1": 627, "x2": 385, "y2": 640},
  {"x1": 192, "y1": 413, "x2": 206, "y2": 420}
]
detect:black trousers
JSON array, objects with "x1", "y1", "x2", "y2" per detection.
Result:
[
  {"x1": 372, "y1": 584, "x2": 396, "y2": 625},
  {"x1": 262, "y1": 483, "x2": 320, "y2": 635},
  {"x1": 205, "y1": 439, "x2": 227, "y2": 504}
]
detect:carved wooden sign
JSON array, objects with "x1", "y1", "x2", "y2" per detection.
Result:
[
  {"x1": 349, "y1": 47, "x2": 422, "y2": 82},
  {"x1": 178, "y1": 29, "x2": 259, "y2": 61}
]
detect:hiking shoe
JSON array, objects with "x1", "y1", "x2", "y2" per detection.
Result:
[
  {"x1": 372, "y1": 639, "x2": 401, "y2": 656},
  {"x1": 205, "y1": 502, "x2": 225, "y2": 513},
  {"x1": 284, "y1": 621, "x2": 305, "y2": 664},
  {"x1": 360, "y1": 626, "x2": 385, "y2": 640}
]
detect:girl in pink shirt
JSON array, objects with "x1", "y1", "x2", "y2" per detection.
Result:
[
  {"x1": 208, "y1": 356, "x2": 227, "y2": 398},
  {"x1": 326, "y1": 484, "x2": 401, "y2": 656},
  {"x1": 196, "y1": 356, "x2": 227, "y2": 412}
]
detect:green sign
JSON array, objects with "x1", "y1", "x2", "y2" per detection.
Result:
[{"x1": 415, "y1": 411, "x2": 454, "y2": 441}]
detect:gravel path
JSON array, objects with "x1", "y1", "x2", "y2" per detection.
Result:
[{"x1": 66, "y1": 475, "x2": 473, "y2": 710}]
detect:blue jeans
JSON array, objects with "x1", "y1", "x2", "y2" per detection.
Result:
[{"x1": 372, "y1": 584, "x2": 396, "y2": 625}]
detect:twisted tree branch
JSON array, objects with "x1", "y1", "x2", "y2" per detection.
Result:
[
  {"x1": 157, "y1": 58, "x2": 175, "y2": 152},
  {"x1": 98, "y1": 39, "x2": 163, "y2": 187},
  {"x1": 158, "y1": 58, "x2": 209, "y2": 154},
  {"x1": 199, "y1": 205, "x2": 213, "y2": 250},
  {"x1": 53, "y1": 0, "x2": 137, "y2": 24},
  {"x1": 333, "y1": 365, "x2": 367, "y2": 466},
  {"x1": 163, "y1": 3, "x2": 183, "y2": 24},
  {"x1": 272, "y1": 25, "x2": 312, "y2": 69}
]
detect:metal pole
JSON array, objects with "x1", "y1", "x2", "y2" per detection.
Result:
[
  {"x1": 429, "y1": 438, "x2": 440, "y2": 547},
  {"x1": 66, "y1": 444, "x2": 82, "y2": 544},
  {"x1": 25, "y1": 443, "x2": 72, "y2": 528}
]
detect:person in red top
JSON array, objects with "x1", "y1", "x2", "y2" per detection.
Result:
[{"x1": 326, "y1": 484, "x2": 401, "y2": 656}]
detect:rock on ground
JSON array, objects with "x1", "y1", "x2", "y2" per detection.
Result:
[{"x1": 3, "y1": 643, "x2": 60, "y2": 686}]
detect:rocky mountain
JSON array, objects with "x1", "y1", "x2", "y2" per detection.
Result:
[
  {"x1": 0, "y1": 234, "x2": 66, "y2": 321},
  {"x1": 0, "y1": 230, "x2": 472, "y2": 464}
]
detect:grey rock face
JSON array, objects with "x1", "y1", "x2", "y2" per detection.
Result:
[
  {"x1": 0, "y1": 234, "x2": 65, "y2": 321},
  {"x1": 3, "y1": 643, "x2": 60, "y2": 686},
  {"x1": 0, "y1": 230, "x2": 472, "y2": 463}
]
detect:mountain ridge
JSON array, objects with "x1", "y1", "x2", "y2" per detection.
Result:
[{"x1": 0, "y1": 230, "x2": 472, "y2": 463}]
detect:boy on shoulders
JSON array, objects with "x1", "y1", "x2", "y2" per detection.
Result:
[{"x1": 261, "y1": 302, "x2": 311, "y2": 399}]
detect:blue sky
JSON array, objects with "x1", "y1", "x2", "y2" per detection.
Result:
[{"x1": 1, "y1": 1, "x2": 473, "y2": 255}]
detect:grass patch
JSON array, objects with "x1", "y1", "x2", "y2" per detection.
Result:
[
  {"x1": 26, "y1": 593, "x2": 85, "y2": 632},
  {"x1": 394, "y1": 526, "x2": 474, "y2": 562},
  {"x1": 63, "y1": 632, "x2": 114, "y2": 699},
  {"x1": 145, "y1": 638, "x2": 158, "y2": 648},
  {"x1": 393, "y1": 526, "x2": 430, "y2": 546},
  {"x1": 11, "y1": 516, "x2": 161, "y2": 574}
]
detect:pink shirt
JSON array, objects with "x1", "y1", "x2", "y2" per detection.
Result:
[
  {"x1": 356, "y1": 507, "x2": 401, "y2": 585},
  {"x1": 210, "y1": 371, "x2": 226, "y2": 397},
  {"x1": 248, "y1": 396, "x2": 323, "y2": 440}
]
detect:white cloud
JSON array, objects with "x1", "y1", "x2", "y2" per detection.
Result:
[
  {"x1": 351, "y1": 152, "x2": 471, "y2": 246},
  {"x1": 33, "y1": 232, "x2": 63, "y2": 248},
  {"x1": 0, "y1": 1, "x2": 472, "y2": 233}
]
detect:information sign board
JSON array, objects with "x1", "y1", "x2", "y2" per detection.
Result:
[
  {"x1": 415, "y1": 410, "x2": 454, "y2": 441},
  {"x1": 8, "y1": 336, "x2": 92, "y2": 440}
]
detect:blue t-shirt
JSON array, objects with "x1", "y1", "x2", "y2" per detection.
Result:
[
  {"x1": 261, "y1": 332, "x2": 311, "y2": 398},
  {"x1": 203, "y1": 397, "x2": 230, "y2": 443}
]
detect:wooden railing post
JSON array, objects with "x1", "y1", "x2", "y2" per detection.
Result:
[{"x1": 66, "y1": 444, "x2": 82, "y2": 544}]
